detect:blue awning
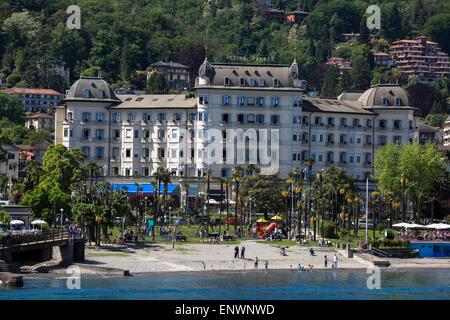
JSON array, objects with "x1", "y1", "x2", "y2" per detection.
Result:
[{"x1": 112, "y1": 184, "x2": 179, "y2": 194}]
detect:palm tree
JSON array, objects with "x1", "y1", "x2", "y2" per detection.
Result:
[
  {"x1": 224, "y1": 177, "x2": 231, "y2": 231},
  {"x1": 160, "y1": 169, "x2": 171, "y2": 217},
  {"x1": 219, "y1": 177, "x2": 227, "y2": 234},
  {"x1": 232, "y1": 165, "x2": 242, "y2": 236},
  {"x1": 246, "y1": 164, "x2": 256, "y2": 176},
  {"x1": 86, "y1": 161, "x2": 100, "y2": 186},
  {"x1": 152, "y1": 170, "x2": 163, "y2": 219}
]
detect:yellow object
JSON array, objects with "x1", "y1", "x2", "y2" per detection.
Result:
[
  {"x1": 281, "y1": 191, "x2": 289, "y2": 197},
  {"x1": 286, "y1": 178, "x2": 294, "y2": 184},
  {"x1": 256, "y1": 218, "x2": 268, "y2": 223},
  {"x1": 295, "y1": 186, "x2": 302, "y2": 194}
]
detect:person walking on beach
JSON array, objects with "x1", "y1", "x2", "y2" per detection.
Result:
[
  {"x1": 324, "y1": 255, "x2": 328, "y2": 268},
  {"x1": 202, "y1": 261, "x2": 206, "y2": 270},
  {"x1": 264, "y1": 260, "x2": 269, "y2": 270},
  {"x1": 254, "y1": 257, "x2": 259, "y2": 269},
  {"x1": 333, "y1": 254, "x2": 338, "y2": 268},
  {"x1": 234, "y1": 246, "x2": 239, "y2": 259},
  {"x1": 241, "y1": 246, "x2": 246, "y2": 259}
]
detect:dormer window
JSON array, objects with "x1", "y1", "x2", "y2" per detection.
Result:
[
  {"x1": 98, "y1": 90, "x2": 104, "y2": 99},
  {"x1": 249, "y1": 78, "x2": 255, "y2": 86},
  {"x1": 395, "y1": 98, "x2": 401, "y2": 106},
  {"x1": 382, "y1": 97, "x2": 388, "y2": 106},
  {"x1": 84, "y1": 89, "x2": 90, "y2": 98},
  {"x1": 224, "y1": 77, "x2": 231, "y2": 85},
  {"x1": 274, "y1": 79, "x2": 280, "y2": 87},
  {"x1": 240, "y1": 78, "x2": 245, "y2": 86},
  {"x1": 259, "y1": 79, "x2": 264, "y2": 86}
]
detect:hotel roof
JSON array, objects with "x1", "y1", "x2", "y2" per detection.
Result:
[
  {"x1": 2, "y1": 88, "x2": 63, "y2": 96},
  {"x1": 112, "y1": 94, "x2": 197, "y2": 109}
]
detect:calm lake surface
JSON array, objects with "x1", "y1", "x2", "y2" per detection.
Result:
[{"x1": 0, "y1": 269, "x2": 449, "y2": 300}]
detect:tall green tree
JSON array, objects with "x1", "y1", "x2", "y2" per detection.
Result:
[
  {"x1": 146, "y1": 71, "x2": 168, "y2": 94},
  {"x1": 351, "y1": 55, "x2": 371, "y2": 90},
  {"x1": 321, "y1": 64, "x2": 339, "y2": 98}
]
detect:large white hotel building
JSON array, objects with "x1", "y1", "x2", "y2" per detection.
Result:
[{"x1": 55, "y1": 58, "x2": 418, "y2": 180}]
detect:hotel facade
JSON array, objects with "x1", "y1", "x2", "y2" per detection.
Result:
[{"x1": 55, "y1": 59, "x2": 418, "y2": 180}]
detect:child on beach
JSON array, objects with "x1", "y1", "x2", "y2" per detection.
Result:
[
  {"x1": 264, "y1": 260, "x2": 269, "y2": 270},
  {"x1": 202, "y1": 261, "x2": 206, "y2": 270}
]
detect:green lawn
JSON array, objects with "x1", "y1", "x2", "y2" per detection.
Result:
[{"x1": 99, "y1": 223, "x2": 385, "y2": 248}]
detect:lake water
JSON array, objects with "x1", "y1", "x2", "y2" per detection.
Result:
[{"x1": 0, "y1": 269, "x2": 449, "y2": 300}]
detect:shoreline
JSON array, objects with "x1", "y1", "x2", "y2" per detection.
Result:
[
  {"x1": 17, "y1": 239, "x2": 450, "y2": 280},
  {"x1": 13, "y1": 240, "x2": 450, "y2": 279},
  {"x1": 20, "y1": 265, "x2": 450, "y2": 281}
]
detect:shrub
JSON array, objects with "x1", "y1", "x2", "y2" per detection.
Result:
[
  {"x1": 385, "y1": 229, "x2": 396, "y2": 240},
  {"x1": 370, "y1": 239, "x2": 380, "y2": 248},
  {"x1": 323, "y1": 221, "x2": 337, "y2": 239},
  {"x1": 381, "y1": 239, "x2": 392, "y2": 248},
  {"x1": 340, "y1": 228, "x2": 349, "y2": 238}
]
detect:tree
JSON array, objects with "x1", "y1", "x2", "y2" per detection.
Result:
[
  {"x1": 424, "y1": 13, "x2": 450, "y2": 53},
  {"x1": 321, "y1": 64, "x2": 339, "y2": 98},
  {"x1": 337, "y1": 69, "x2": 352, "y2": 94},
  {"x1": 0, "y1": 208, "x2": 11, "y2": 224},
  {"x1": 146, "y1": 71, "x2": 168, "y2": 94},
  {"x1": 425, "y1": 113, "x2": 447, "y2": 128},
  {"x1": 406, "y1": 82, "x2": 445, "y2": 117},
  {"x1": 21, "y1": 145, "x2": 86, "y2": 224},
  {"x1": 177, "y1": 45, "x2": 206, "y2": 89},
  {"x1": 351, "y1": 55, "x2": 371, "y2": 91},
  {"x1": 240, "y1": 174, "x2": 284, "y2": 221},
  {"x1": 359, "y1": 14, "x2": 370, "y2": 45},
  {"x1": 307, "y1": 62, "x2": 328, "y2": 92},
  {"x1": 374, "y1": 142, "x2": 447, "y2": 223},
  {"x1": 0, "y1": 91, "x2": 24, "y2": 124}
]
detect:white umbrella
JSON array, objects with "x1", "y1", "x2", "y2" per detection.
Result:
[
  {"x1": 406, "y1": 223, "x2": 425, "y2": 229},
  {"x1": 31, "y1": 219, "x2": 47, "y2": 231},
  {"x1": 31, "y1": 220, "x2": 47, "y2": 225},
  {"x1": 424, "y1": 223, "x2": 450, "y2": 230},
  {"x1": 10, "y1": 220, "x2": 24, "y2": 225},
  {"x1": 392, "y1": 223, "x2": 410, "y2": 228}
]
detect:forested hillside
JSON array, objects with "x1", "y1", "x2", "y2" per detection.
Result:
[{"x1": 0, "y1": 0, "x2": 449, "y2": 118}]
